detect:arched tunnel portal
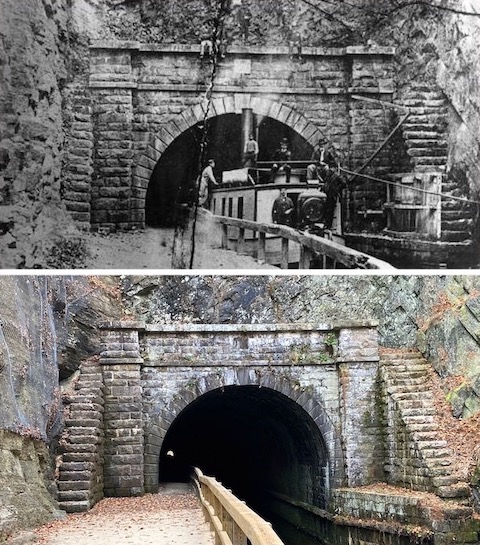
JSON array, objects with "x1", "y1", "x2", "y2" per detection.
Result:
[
  {"x1": 145, "y1": 113, "x2": 315, "y2": 227},
  {"x1": 157, "y1": 385, "x2": 330, "y2": 517}
]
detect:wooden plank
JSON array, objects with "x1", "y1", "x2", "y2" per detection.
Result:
[
  {"x1": 281, "y1": 238, "x2": 289, "y2": 269},
  {"x1": 299, "y1": 246, "x2": 312, "y2": 269},
  {"x1": 258, "y1": 232, "x2": 266, "y2": 262},
  {"x1": 222, "y1": 224, "x2": 228, "y2": 249},
  {"x1": 238, "y1": 228, "x2": 245, "y2": 254}
]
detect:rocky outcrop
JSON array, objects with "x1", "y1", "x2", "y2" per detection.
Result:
[
  {"x1": 0, "y1": 276, "x2": 122, "y2": 540},
  {"x1": 0, "y1": 0, "x2": 87, "y2": 268},
  {"x1": 0, "y1": 430, "x2": 60, "y2": 541},
  {"x1": 122, "y1": 275, "x2": 480, "y2": 414}
]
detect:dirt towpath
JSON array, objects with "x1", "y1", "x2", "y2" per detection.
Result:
[
  {"x1": 82, "y1": 226, "x2": 275, "y2": 270},
  {"x1": 34, "y1": 484, "x2": 214, "y2": 545}
]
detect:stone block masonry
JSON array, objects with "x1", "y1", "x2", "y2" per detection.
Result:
[
  {"x1": 94, "y1": 321, "x2": 381, "y2": 500},
  {"x1": 57, "y1": 357, "x2": 105, "y2": 513},
  {"x1": 59, "y1": 322, "x2": 449, "y2": 509},
  {"x1": 56, "y1": 321, "x2": 480, "y2": 542},
  {"x1": 75, "y1": 43, "x2": 396, "y2": 230},
  {"x1": 99, "y1": 323, "x2": 144, "y2": 497},
  {"x1": 62, "y1": 84, "x2": 94, "y2": 228}
]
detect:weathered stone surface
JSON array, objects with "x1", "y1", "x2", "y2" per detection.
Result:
[{"x1": 0, "y1": 430, "x2": 58, "y2": 541}]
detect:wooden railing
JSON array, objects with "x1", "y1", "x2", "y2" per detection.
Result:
[
  {"x1": 214, "y1": 216, "x2": 395, "y2": 270},
  {"x1": 191, "y1": 467, "x2": 285, "y2": 545}
]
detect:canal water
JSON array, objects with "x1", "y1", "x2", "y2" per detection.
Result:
[{"x1": 270, "y1": 514, "x2": 426, "y2": 545}]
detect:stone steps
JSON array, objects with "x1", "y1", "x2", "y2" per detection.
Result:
[
  {"x1": 58, "y1": 359, "x2": 105, "y2": 513},
  {"x1": 398, "y1": 88, "x2": 450, "y2": 182},
  {"x1": 403, "y1": 130, "x2": 444, "y2": 140},
  {"x1": 411, "y1": 156, "x2": 448, "y2": 166},
  {"x1": 415, "y1": 165, "x2": 446, "y2": 173},
  {"x1": 380, "y1": 348, "x2": 471, "y2": 503}
]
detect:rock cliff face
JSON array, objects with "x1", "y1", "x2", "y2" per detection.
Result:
[
  {"x1": 0, "y1": 275, "x2": 122, "y2": 539},
  {"x1": 123, "y1": 274, "x2": 480, "y2": 379},
  {"x1": 0, "y1": 0, "x2": 87, "y2": 268}
]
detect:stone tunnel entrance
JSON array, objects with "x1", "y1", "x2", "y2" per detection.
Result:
[
  {"x1": 158, "y1": 385, "x2": 329, "y2": 513},
  {"x1": 58, "y1": 322, "x2": 382, "y2": 518},
  {"x1": 145, "y1": 113, "x2": 313, "y2": 227}
]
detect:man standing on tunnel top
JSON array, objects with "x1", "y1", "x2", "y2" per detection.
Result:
[{"x1": 198, "y1": 159, "x2": 218, "y2": 208}]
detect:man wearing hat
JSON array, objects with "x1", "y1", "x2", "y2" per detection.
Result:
[
  {"x1": 307, "y1": 137, "x2": 338, "y2": 181},
  {"x1": 270, "y1": 138, "x2": 292, "y2": 183},
  {"x1": 307, "y1": 138, "x2": 346, "y2": 229}
]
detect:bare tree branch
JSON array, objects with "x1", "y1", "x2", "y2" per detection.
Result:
[
  {"x1": 388, "y1": 0, "x2": 480, "y2": 17},
  {"x1": 299, "y1": 0, "x2": 358, "y2": 34}
]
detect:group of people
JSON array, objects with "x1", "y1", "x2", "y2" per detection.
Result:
[{"x1": 197, "y1": 135, "x2": 346, "y2": 229}]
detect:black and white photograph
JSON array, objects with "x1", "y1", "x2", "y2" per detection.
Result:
[{"x1": 1, "y1": 0, "x2": 480, "y2": 269}]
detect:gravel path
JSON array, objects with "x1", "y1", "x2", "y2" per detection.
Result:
[
  {"x1": 82, "y1": 226, "x2": 275, "y2": 270},
  {"x1": 34, "y1": 485, "x2": 214, "y2": 545}
]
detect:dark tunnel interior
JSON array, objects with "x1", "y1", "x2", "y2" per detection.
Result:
[
  {"x1": 145, "y1": 114, "x2": 313, "y2": 226},
  {"x1": 158, "y1": 385, "x2": 329, "y2": 518}
]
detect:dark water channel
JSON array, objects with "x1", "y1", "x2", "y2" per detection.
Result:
[{"x1": 269, "y1": 514, "x2": 427, "y2": 545}]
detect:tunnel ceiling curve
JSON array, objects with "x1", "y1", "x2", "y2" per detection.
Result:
[
  {"x1": 159, "y1": 385, "x2": 329, "y2": 511},
  {"x1": 145, "y1": 113, "x2": 313, "y2": 226}
]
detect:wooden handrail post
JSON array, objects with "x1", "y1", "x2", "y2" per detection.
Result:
[
  {"x1": 258, "y1": 232, "x2": 266, "y2": 262},
  {"x1": 222, "y1": 224, "x2": 228, "y2": 249},
  {"x1": 281, "y1": 238, "x2": 289, "y2": 269},
  {"x1": 299, "y1": 245, "x2": 312, "y2": 269},
  {"x1": 238, "y1": 227, "x2": 245, "y2": 254}
]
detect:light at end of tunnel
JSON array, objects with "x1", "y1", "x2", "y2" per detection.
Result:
[{"x1": 166, "y1": 450, "x2": 175, "y2": 457}]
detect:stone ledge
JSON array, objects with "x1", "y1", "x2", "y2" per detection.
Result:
[
  {"x1": 99, "y1": 321, "x2": 378, "y2": 332},
  {"x1": 99, "y1": 321, "x2": 146, "y2": 330},
  {"x1": 90, "y1": 41, "x2": 395, "y2": 57},
  {"x1": 140, "y1": 322, "x2": 379, "y2": 333},
  {"x1": 99, "y1": 358, "x2": 144, "y2": 365},
  {"x1": 88, "y1": 80, "x2": 394, "y2": 97}
]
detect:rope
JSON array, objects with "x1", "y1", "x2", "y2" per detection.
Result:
[{"x1": 339, "y1": 167, "x2": 480, "y2": 206}]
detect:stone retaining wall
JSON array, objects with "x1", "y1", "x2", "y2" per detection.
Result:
[
  {"x1": 58, "y1": 321, "x2": 381, "y2": 509},
  {"x1": 75, "y1": 43, "x2": 396, "y2": 229}
]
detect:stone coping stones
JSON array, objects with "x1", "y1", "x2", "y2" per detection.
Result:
[
  {"x1": 98, "y1": 321, "x2": 379, "y2": 332},
  {"x1": 90, "y1": 41, "x2": 395, "y2": 58}
]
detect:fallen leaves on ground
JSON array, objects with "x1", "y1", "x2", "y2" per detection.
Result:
[
  {"x1": 35, "y1": 490, "x2": 201, "y2": 544},
  {"x1": 426, "y1": 367, "x2": 480, "y2": 480}
]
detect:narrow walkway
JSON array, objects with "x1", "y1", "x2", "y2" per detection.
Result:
[{"x1": 35, "y1": 484, "x2": 214, "y2": 545}]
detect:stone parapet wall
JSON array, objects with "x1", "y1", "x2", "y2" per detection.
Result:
[
  {"x1": 95, "y1": 321, "x2": 380, "y2": 500},
  {"x1": 79, "y1": 43, "x2": 396, "y2": 229},
  {"x1": 333, "y1": 488, "x2": 479, "y2": 544}
]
